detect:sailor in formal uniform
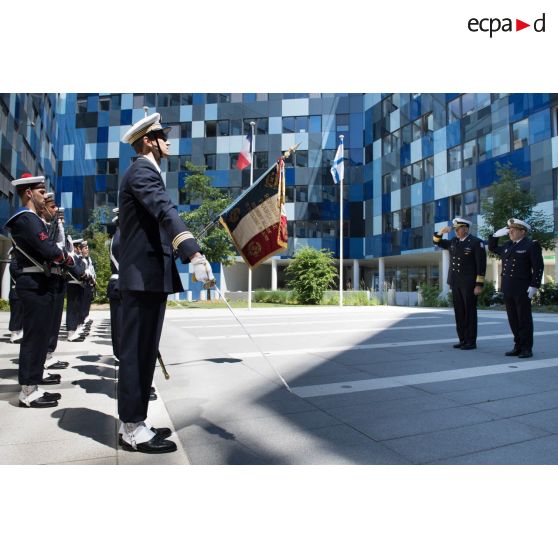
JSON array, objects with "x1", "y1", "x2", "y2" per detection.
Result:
[
  {"x1": 66, "y1": 238, "x2": 87, "y2": 342},
  {"x1": 80, "y1": 240, "x2": 96, "y2": 328},
  {"x1": 5, "y1": 174, "x2": 82, "y2": 407},
  {"x1": 434, "y1": 217, "x2": 487, "y2": 349},
  {"x1": 42, "y1": 193, "x2": 70, "y2": 371},
  {"x1": 118, "y1": 112, "x2": 214, "y2": 453},
  {"x1": 488, "y1": 218, "x2": 544, "y2": 358}
]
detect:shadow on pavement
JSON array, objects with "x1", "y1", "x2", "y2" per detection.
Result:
[
  {"x1": 74, "y1": 364, "x2": 116, "y2": 380},
  {"x1": 72, "y1": 378, "x2": 116, "y2": 398},
  {"x1": 51, "y1": 407, "x2": 116, "y2": 449}
]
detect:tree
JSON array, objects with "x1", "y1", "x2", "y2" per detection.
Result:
[
  {"x1": 286, "y1": 247, "x2": 338, "y2": 304},
  {"x1": 479, "y1": 163, "x2": 556, "y2": 253},
  {"x1": 179, "y1": 161, "x2": 236, "y2": 266},
  {"x1": 83, "y1": 205, "x2": 112, "y2": 303}
]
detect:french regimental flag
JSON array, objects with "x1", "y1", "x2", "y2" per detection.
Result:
[
  {"x1": 220, "y1": 158, "x2": 288, "y2": 269},
  {"x1": 236, "y1": 128, "x2": 253, "y2": 170}
]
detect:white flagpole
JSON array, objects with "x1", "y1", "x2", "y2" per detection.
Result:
[
  {"x1": 339, "y1": 134, "x2": 344, "y2": 307},
  {"x1": 248, "y1": 121, "x2": 256, "y2": 311}
]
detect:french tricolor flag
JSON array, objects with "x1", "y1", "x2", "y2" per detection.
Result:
[{"x1": 236, "y1": 129, "x2": 253, "y2": 170}]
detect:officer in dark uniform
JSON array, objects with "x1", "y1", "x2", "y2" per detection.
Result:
[
  {"x1": 488, "y1": 218, "x2": 544, "y2": 358},
  {"x1": 7, "y1": 248, "x2": 24, "y2": 343},
  {"x1": 5, "y1": 173, "x2": 82, "y2": 408},
  {"x1": 42, "y1": 193, "x2": 69, "y2": 371},
  {"x1": 118, "y1": 112, "x2": 214, "y2": 453},
  {"x1": 66, "y1": 238, "x2": 86, "y2": 342},
  {"x1": 434, "y1": 217, "x2": 487, "y2": 350},
  {"x1": 107, "y1": 208, "x2": 121, "y2": 361},
  {"x1": 80, "y1": 240, "x2": 96, "y2": 328}
]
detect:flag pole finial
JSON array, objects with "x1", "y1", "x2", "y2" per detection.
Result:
[
  {"x1": 143, "y1": 106, "x2": 149, "y2": 117},
  {"x1": 283, "y1": 142, "x2": 302, "y2": 159}
]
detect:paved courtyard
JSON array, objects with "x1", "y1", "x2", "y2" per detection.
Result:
[{"x1": 1, "y1": 305, "x2": 558, "y2": 464}]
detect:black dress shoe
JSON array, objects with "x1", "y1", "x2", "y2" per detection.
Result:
[
  {"x1": 453, "y1": 342, "x2": 464, "y2": 349},
  {"x1": 518, "y1": 350, "x2": 533, "y2": 358},
  {"x1": 42, "y1": 392, "x2": 62, "y2": 401},
  {"x1": 505, "y1": 348, "x2": 521, "y2": 356},
  {"x1": 39, "y1": 374, "x2": 61, "y2": 385},
  {"x1": 149, "y1": 392, "x2": 158, "y2": 401},
  {"x1": 46, "y1": 361, "x2": 69, "y2": 370},
  {"x1": 118, "y1": 427, "x2": 172, "y2": 445},
  {"x1": 19, "y1": 395, "x2": 58, "y2": 408},
  {"x1": 460, "y1": 343, "x2": 477, "y2": 350},
  {"x1": 120, "y1": 435, "x2": 177, "y2": 454}
]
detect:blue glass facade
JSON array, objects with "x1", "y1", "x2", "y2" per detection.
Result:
[{"x1": 1, "y1": 93, "x2": 557, "y2": 294}]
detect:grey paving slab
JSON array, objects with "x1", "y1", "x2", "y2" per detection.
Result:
[
  {"x1": 511, "y1": 408, "x2": 558, "y2": 434},
  {"x1": 472, "y1": 389, "x2": 558, "y2": 419},
  {"x1": 434, "y1": 434, "x2": 558, "y2": 464},
  {"x1": 383, "y1": 418, "x2": 549, "y2": 463},
  {"x1": 441, "y1": 382, "x2": 547, "y2": 405}
]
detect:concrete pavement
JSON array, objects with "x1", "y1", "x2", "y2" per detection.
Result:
[{"x1": 1, "y1": 305, "x2": 558, "y2": 464}]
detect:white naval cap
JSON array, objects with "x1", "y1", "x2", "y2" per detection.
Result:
[
  {"x1": 452, "y1": 217, "x2": 472, "y2": 228},
  {"x1": 72, "y1": 238, "x2": 84, "y2": 245},
  {"x1": 11, "y1": 173, "x2": 45, "y2": 192},
  {"x1": 44, "y1": 192, "x2": 55, "y2": 203},
  {"x1": 121, "y1": 112, "x2": 171, "y2": 145},
  {"x1": 507, "y1": 218, "x2": 531, "y2": 231}
]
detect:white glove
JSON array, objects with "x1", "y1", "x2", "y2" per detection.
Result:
[
  {"x1": 527, "y1": 286, "x2": 538, "y2": 299},
  {"x1": 493, "y1": 227, "x2": 510, "y2": 238},
  {"x1": 56, "y1": 220, "x2": 65, "y2": 250},
  {"x1": 191, "y1": 254, "x2": 215, "y2": 288}
]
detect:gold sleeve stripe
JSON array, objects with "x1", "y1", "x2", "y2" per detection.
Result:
[
  {"x1": 172, "y1": 231, "x2": 194, "y2": 250},
  {"x1": 433, "y1": 235, "x2": 441, "y2": 243},
  {"x1": 476, "y1": 275, "x2": 485, "y2": 283}
]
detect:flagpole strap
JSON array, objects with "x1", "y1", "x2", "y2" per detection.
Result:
[{"x1": 213, "y1": 284, "x2": 292, "y2": 392}]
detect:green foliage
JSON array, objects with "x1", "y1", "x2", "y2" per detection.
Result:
[
  {"x1": 533, "y1": 281, "x2": 558, "y2": 306},
  {"x1": 286, "y1": 247, "x2": 338, "y2": 305},
  {"x1": 89, "y1": 230, "x2": 111, "y2": 303},
  {"x1": 83, "y1": 206, "x2": 111, "y2": 239},
  {"x1": 0, "y1": 299, "x2": 10, "y2": 311},
  {"x1": 479, "y1": 164, "x2": 556, "y2": 252},
  {"x1": 477, "y1": 281, "x2": 496, "y2": 307},
  {"x1": 179, "y1": 161, "x2": 236, "y2": 266},
  {"x1": 253, "y1": 290, "x2": 296, "y2": 304},
  {"x1": 321, "y1": 291, "x2": 375, "y2": 306},
  {"x1": 418, "y1": 282, "x2": 450, "y2": 307}
]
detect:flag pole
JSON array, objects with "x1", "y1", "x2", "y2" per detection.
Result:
[
  {"x1": 338, "y1": 134, "x2": 344, "y2": 307},
  {"x1": 248, "y1": 121, "x2": 256, "y2": 311}
]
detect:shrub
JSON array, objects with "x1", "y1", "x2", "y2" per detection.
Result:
[
  {"x1": 0, "y1": 299, "x2": 10, "y2": 311},
  {"x1": 534, "y1": 281, "x2": 558, "y2": 306},
  {"x1": 286, "y1": 247, "x2": 337, "y2": 305},
  {"x1": 418, "y1": 283, "x2": 450, "y2": 307},
  {"x1": 477, "y1": 281, "x2": 496, "y2": 307},
  {"x1": 253, "y1": 290, "x2": 295, "y2": 304}
]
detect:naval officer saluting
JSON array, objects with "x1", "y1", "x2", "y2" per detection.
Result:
[
  {"x1": 488, "y1": 218, "x2": 544, "y2": 358},
  {"x1": 433, "y1": 217, "x2": 487, "y2": 350},
  {"x1": 118, "y1": 112, "x2": 214, "y2": 453}
]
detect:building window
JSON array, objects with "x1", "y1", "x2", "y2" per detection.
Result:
[
  {"x1": 411, "y1": 160, "x2": 423, "y2": 184},
  {"x1": 205, "y1": 121, "x2": 217, "y2": 137},
  {"x1": 256, "y1": 118, "x2": 268, "y2": 135},
  {"x1": 294, "y1": 150, "x2": 307, "y2": 167},
  {"x1": 512, "y1": 118, "x2": 529, "y2": 150},
  {"x1": 382, "y1": 173, "x2": 392, "y2": 194},
  {"x1": 309, "y1": 115, "x2": 321, "y2": 133},
  {"x1": 463, "y1": 190, "x2": 478, "y2": 215},
  {"x1": 180, "y1": 122, "x2": 192, "y2": 138},
  {"x1": 448, "y1": 97, "x2": 461, "y2": 123},
  {"x1": 204, "y1": 154, "x2": 216, "y2": 169},
  {"x1": 412, "y1": 117, "x2": 421, "y2": 141},
  {"x1": 107, "y1": 158, "x2": 118, "y2": 174},
  {"x1": 76, "y1": 98, "x2": 87, "y2": 114},
  {"x1": 217, "y1": 120, "x2": 230, "y2": 136},
  {"x1": 448, "y1": 145, "x2": 462, "y2": 171},
  {"x1": 424, "y1": 156, "x2": 434, "y2": 180},
  {"x1": 336, "y1": 114, "x2": 349, "y2": 133},
  {"x1": 99, "y1": 97, "x2": 110, "y2": 112},
  {"x1": 295, "y1": 116, "x2": 308, "y2": 133},
  {"x1": 462, "y1": 139, "x2": 477, "y2": 167},
  {"x1": 401, "y1": 165, "x2": 412, "y2": 188},
  {"x1": 478, "y1": 133, "x2": 492, "y2": 161},
  {"x1": 423, "y1": 201, "x2": 434, "y2": 225},
  {"x1": 282, "y1": 117, "x2": 295, "y2": 133},
  {"x1": 181, "y1": 93, "x2": 193, "y2": 105},
  {"x1": 254, "y1": 152, "x2": 268, "y2": 169}
]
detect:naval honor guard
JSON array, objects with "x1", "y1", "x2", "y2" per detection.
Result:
[
  {"x1": 488, "y1": 218, "x2": 544, "y2": 358},
  {"x1": 434, "y1": 217, "x2": 487, "y2": 350},
  {"x1": 118, "y1": 112, "x2": 214, "y2": 453}
]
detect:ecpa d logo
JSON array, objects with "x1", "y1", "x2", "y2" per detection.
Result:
[{"x1": 468, "y1": 13, "x2": 546, "y2": 37}]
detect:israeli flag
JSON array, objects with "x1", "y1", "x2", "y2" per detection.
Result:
[{"x1": 330, "y1": 138, "x2": 344, "y2": 184}]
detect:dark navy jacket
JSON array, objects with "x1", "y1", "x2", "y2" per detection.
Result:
[
  {"x1": 433, "y1": 232, "x2": 487, "y2": 288},
  {"x1": 488, "y1": 235, "x2": 544, "y2": 296},
  {"x1": 118, "y1": 156, "x2": 201, "y2": 293}
]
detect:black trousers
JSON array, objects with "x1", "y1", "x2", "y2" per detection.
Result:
[
  {"x1": 17, "y1": 286, "x2": 55, "y2": 385},
  {"x1": 8, "y1": 288, "x2": 23, "y2": 331},
  {"x1": 451, "y1": 281, "x2": 478, "y2": 345},
  {"x1": 66, "y1": 283, "x2": 84, "y2": 331},
  {"x1": 118, "y1": 290, "x2": 167, "y2": 423},
  {"x1": 107, "y1": 280, "x2": 122, "y2": 359},
  {"x1": 48, "y1": 278, "x2": 66, "y2": 354},
  {"x1": 82, "y1": 284, "x2": 94, "y2": 322},
  {"x1": 504, "y1": 292, "x2": 534, "y2": 350}
]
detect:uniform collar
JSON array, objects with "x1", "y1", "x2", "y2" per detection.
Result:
[
  {"x1": 459, "y1": 234, "x2": 470, "y2": 242},
  {"x1": 141, "y1": 155, "x2": 161, "y2": 174}
]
